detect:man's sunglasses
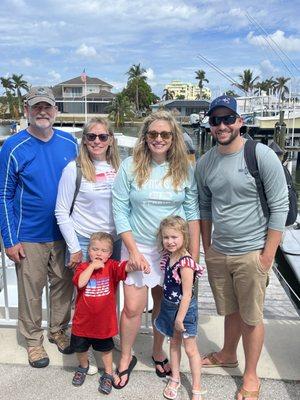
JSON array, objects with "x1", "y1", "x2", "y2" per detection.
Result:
[
  {"x1": 147, "y1": 131, "x2": 173, "y2": 140},
  {"x1": 209, "y1": 115, "x2": 238, "y2": 127},
  {"x1": 84, "y1": 133, "x2": 110, "y2": 142}
]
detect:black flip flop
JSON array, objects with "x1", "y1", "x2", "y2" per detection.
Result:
[
  {"x1": 112, "y1": 355, "x2": 137, "y2": 390},
  {"x1": 152, "y1": 356, "x2": 171, "y2": 378}
]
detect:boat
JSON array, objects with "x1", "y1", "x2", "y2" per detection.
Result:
[
  {"x1": 254, "y1": 110, "x2": 300, "y2": 131},
  {"x1": 0, "y1": 126, "x2": 138, "y2": 150},
  {"x1": 275, "y1": 222, "x2": 300, "y2": 315}
]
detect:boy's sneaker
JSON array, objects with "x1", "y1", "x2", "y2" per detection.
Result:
[
  {"x1": 27, "y1": 345, "x2": 49, "y2": 368},
  {"x1": 48, "y1": 330, "x2": 74, "y2": 354},
  {"x1": 98, "y1": 372, "x2": 113, "y2": 394},
  {"x1": 72, "y1": 365, "x2": 89, "y2": 386}
]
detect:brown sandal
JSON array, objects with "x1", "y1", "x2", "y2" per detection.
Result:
[
  {"x1": 202, "y1": 352, "x2": 238, "y2": 368},
  {"x1": 238, "y1": 384, "x2": 261, "y2": 399}
]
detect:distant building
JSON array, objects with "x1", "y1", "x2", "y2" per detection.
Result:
[
  {"x1": 151, "y1": 99, "x2": 210, "y2": 123},
  {"x1": 164, "y1": 80, "x2": 211, "y2": 100},
  {"x1": 52, "y1": 76, "x2": 115, "y2": 116}
]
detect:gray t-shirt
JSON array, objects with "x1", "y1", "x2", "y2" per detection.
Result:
[{"x1": 195, "y1": 140, "x2": 289, "y2": 254}]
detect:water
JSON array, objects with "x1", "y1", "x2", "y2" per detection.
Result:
[{"x1": 0, "y1": 125, "x2": 11, "y2": 136}]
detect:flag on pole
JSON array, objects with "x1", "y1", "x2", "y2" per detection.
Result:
[{"x1": 81, "y1": 69, "x2": 87, "y2": 83}]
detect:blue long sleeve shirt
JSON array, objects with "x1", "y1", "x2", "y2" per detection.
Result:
[
  {"x1": 0, "y1": 129, "x2": 78, "y2": 247},
  {"x1": 112, "y1": 156, "x2": 200, "y2": 246}
]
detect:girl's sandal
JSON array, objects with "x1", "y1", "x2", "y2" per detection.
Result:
[
  {"x1": 192, "y1": 388, "x2": 207, "y2": 400},
  {"x1": 163, "y1": 377, "x2": 181, "y2": 400}
]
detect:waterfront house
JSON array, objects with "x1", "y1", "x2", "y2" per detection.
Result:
[{"x1": 52, "y1": 75, "x2": 115, "y2": 122}]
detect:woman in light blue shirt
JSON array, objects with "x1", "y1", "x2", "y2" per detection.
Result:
[{"x1": 112, "y1": 111, "x2": 200, "y2": 388}]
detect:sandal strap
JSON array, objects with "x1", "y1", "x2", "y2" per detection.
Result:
[
  {"x1": 192, "y1": 389, "x2": 207, "y2": 395},
  {"x1": 152, "y1": 356, "x2": 168, "y2": 366},
  {"x1": 239, "y1": 386, "x2": 260, "y2": 398},
  {"x1": 168, "y1": 376, "x2": 180, "y2": 384},
  {"x1": 204, "y1": 352, "x2": 219, "y2": 365},
  {"x1": 100, "y1": 374, "x2": 113, "y2": 387}
]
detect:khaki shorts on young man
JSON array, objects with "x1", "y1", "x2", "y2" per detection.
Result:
[{"x1": 205, "y1": 247, "x2": 269, "y2": 326}]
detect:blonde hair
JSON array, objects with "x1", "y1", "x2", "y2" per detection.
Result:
[
  {"x1": 157, "y1": 216, "x2": 189, "y2": 254},
  {"x1": 78, "y1": 117, "x2": 120, "y2": 182},
  {"x1": 133, "y1": 111, "x2": 189, "y2": 189},
  {"x1": 89, "y1": 232, "x2": 114, "y2": 249}
]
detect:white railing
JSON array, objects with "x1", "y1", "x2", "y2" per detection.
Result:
[{"x1": 0, "y1": 236, "x2": 152, "y2": 331}]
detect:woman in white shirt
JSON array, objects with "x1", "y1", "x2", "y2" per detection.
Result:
[{"x1": 55, "y1": 117, "x2": 120, "y2": 267}]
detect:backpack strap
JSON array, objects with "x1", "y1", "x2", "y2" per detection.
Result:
[
  {"x1": 244, "y1": 139, "x2": 269, "y2": 219},
  {"x1": 69, "y1": 162, "x2": 82, "y2": 216}
]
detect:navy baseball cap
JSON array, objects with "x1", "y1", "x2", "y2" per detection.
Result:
[{"x1": 207, "y1": 95, "x2": 238, "y2": 116}]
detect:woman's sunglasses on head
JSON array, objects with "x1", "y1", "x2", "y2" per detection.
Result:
[
  {"x1": 85, "y1": 133, "x2": 110, "y2": 142},
  {"x1": 146, "y1": 131, "x2": 173, "y2": 140},
  {"x1": 209, "y1": 114, "x2": 238, "y2": 127}
]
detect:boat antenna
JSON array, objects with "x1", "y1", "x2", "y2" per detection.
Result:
[
  {"x1": 245, "y1": 11, "x2": 298, "y2": 77},
  {"x1": 197, "y1": 54, "x2": 247, "y2": 94}
]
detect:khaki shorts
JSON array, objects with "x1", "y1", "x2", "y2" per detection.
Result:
[{"x1": 205, "y1": 247, "x2": 269, "y2": 326}]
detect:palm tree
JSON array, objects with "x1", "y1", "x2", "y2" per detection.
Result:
[
  {"x1": 126, "y1": 63, "x2": 147, "y2": 113},
  {"x1": 162, "y1": 88, "x2": 174, "y2": 101},
  {"x1": 11, "y1": 74, "x2": 29, "y2": 114},
  {"x1": 106, "y1": 93, "x2": 134, "y2": 128},
  {"x1": 225, "y1": 89, "x2": 238, "y2": 97},
  {"x1": 236, "y1": 69, "x2": 259, "y2": 95},
  {"x1": 195, "y1": 69, "x2": 209, "y2": 99},
  {"x1": 274, "y1": 76, "x2": 290, "y2": 109},
  {"x1": 255, "y1": 77, "x2": 275, "y2": 96},
  {"x1": 1, "y1": 76, "x2": 15, "y2": 115},
  {"x1": 0, "y1": 76, "x2": 14, "y2": 95}
]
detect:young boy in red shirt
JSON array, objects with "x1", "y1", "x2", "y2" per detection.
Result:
[{"x1": 71, "y1": 232, "x2": 149, "y2": 394}]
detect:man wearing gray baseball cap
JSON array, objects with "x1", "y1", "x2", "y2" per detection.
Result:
[
  {"x1": 0, "y1": 86, "x2": 78, "y2": 368},
  {"x1": 25, "y1": 86, "x2": 56, "y2": 107}
]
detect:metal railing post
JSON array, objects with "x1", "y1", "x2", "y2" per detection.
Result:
[{"x1": 0, "y1": 235, "x2": 11, "y2": 321}]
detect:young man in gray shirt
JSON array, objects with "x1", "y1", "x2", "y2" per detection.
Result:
[{"x1": 195, "y1": 95, "x2": 289, "y2": 400}]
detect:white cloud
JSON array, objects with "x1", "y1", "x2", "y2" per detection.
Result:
[
  {"x1": 75, "y1": 43, "x2": 97, "y2": 58},
  {"x1": 247, "y1": 30, "x2": 300, "y2": 52},
  {"x1": 23, "y1": 58, "x2": 33, "y2": 67},
  {"x1": 145, "y1": 68, "x2": 155, "y2": 81},
  {"x1": 17, "y1": 57, "x2": 33, "y2": 67},
  {"x1": 259, "y1": 59, "x2": 279, "y2": 77},
  {"x1": 48, "y1": 70, "x2": 61, "y2": 81},
  {"x1": 110, "y1": 81, "x2": 127, "y2": 92},
  {"x1": 47, "y1": 47, "x2": 60, "y2": 55}
]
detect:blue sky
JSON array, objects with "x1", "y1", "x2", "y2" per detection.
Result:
[{"x1": 1, "y1": 0, "x2": 300, "y2": 98}]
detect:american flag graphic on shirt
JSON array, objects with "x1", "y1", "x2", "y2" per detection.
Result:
[
  {"x1": 94, "y1": 170, "x2": 116, "y2": 190},
  {"x1": 84, "y1": 277, "x2": 110, "y2": 297}
]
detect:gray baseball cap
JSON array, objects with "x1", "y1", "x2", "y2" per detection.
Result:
[{"x1": 25, "y1": 86, "x2": 56, "y2": 106}]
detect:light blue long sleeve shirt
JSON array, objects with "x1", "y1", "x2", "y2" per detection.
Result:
[
  {"x1": 112, "y1": 157, "x2": 199, "y2": 246},
  {"x1": 195, "y1": 141, "x2": 289, "y2": 254}
]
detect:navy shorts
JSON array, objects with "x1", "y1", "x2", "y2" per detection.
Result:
[
  {"x1": 70, "y1": 334, "x2": 114, "y2": 353},
  {"x1": 154, "y1": 296, "x2": 198, "y2": 338}
]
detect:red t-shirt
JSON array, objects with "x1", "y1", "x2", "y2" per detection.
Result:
[{"x1": 72, "y1": 259, "x2": 127, "y2": 339}]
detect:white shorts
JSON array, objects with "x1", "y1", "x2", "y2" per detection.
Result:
[{"x1": 121, "y1": 242, "x2": 164, "y2": 288}]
